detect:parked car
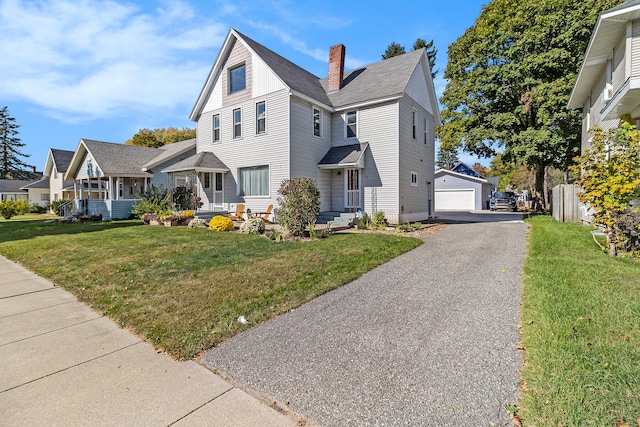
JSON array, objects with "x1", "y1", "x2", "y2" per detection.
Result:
[{"x1": 490, "y1": 191, "x2": 518, "y2": 211}]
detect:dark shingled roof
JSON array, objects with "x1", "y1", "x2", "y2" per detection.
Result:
[
  {"x1": 0, "y1": 179, "x2": 32, "y2": 192},
  {"x1": 318, "y1": 143, "x2": 368, "y2": 166},
  {"x1": 82, "y1": 139, "x2": 159, "y2": 176},
  {"x1": 161, "y1": 152, "x2": 229, "y2": 173},
  {"x1": 320, "y1": 49, "x2": 425, "y2": 108},
  {"x1": 141, "y1": 138, "x2": 196, "y2": 170},
  {"x1": 51, "y1": 149, "x2": 74, "y2": 173},
  {"x1": 236, "y1": 30, "x2": 332, "y2": 106},
  {"x1": 20, "y1": 177, "x2": 49, "y2": 189}
]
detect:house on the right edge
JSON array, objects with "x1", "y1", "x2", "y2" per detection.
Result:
[{"x1": 568, "y1": 0, "x2": 640, "y2": 152}]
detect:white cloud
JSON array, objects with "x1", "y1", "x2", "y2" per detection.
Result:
[{"x1": 0, "y1": 0, "x2": 226, "y2": 121}]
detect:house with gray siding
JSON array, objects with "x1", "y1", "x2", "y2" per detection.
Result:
[
  {"x1": 64, "y1": 138, "x2": 196, "y2": 220},
  {"x1": 568, "y1": 0, "x2": 640, "y2": 151},
  {"x1": 175, "y1": 28, "x2": 439, "y2": 224},
  {"x1": 434, "y1": 165, "x2": 493, "y2": 211}
]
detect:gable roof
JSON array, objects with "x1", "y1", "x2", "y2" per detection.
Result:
[
  {"x1": 435, "y1": 168, "x2": 489, "y2": 184},
  {"x1": 51, "y1": 149, "x2": 74, "y2": 173},
  {"x1": 191, "y1": 28, "x2": 438, "y2": 119},
  {"x1": 321, "y1": 49, "x2": 426, "y2": 109},
  {"x1": 568, "y1": 0, "x2": 640, "y2": 109},
  {"x1": 452, "y1": 162, "x2": 484, "y2": 179},
  {"x1": 318, "y1": 143, "x2": 368, "y2": 168},
  {"x1": 141, "y1": 138, "x2": 196, "y2": 171},
  {"x1": 20, "y1": 177, "x2": 49, "y2": 189}
]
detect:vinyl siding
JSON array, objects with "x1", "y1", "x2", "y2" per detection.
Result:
[
  {"x1": 613, "y1": 34, "x2": 626, "y2": 93},
  {"x1": 435, "y1": 173, "x2": 487, "y2": 211},
  {"x1": 75, "y1": 152, "x2": 102, "y2": 179},
  {"x1": 289, "y1": 97, "x2": 333, "y2": 210},
  {"x1": 148, "y1": 147, "x2": 197, "y2": 188},
  {"x1": 632, "y1": 20, "x2": 640, "y2": 77},
  {"x1": 222, "y1": 39, "x2": 253, "y2": 108},
  {"x1": 398, "y1": 95, "x2": 434, "y2": 221},
  {"x1": 405, "y1": 58, "x2": 436, "y2": 117},
  {"x1": 252, "y1": 55, "x2": 287, "y2": 98},
  {"x1": 196, "y1": 89, "x2": 291, "y2": 213}
]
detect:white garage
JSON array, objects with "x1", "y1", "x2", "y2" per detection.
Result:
[{"x1": 435, "y1": 189, "x2": 475, "y2": 211}]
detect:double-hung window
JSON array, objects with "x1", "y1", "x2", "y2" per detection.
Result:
[
  {"x1": 424, "y1": 117, "x2": 428, "y2": 144},
  {"x1": 239, "y1": 165, "x2": 269, "y2": 197},
  {"x1": 233, "y1": 108, "x2": 242, "y2": 139},
  {"x1": 346, "y1": 110, "x2": 357, "y2": 138},
  {"x1": 229, "y1": 64, "x2": 246, "y2": 94},
  {"x1": 256, "y1": 101, "x2": 266, "y2": 134},
  {"x1": 412, "y1": 109, "x2": 417, "y2": 139},
  {"x1": 411, "y1": 170, "x2": 418, "y2": 187},
  {"x1": 213, "y1": 114, "x2": 220, "y2": 142},
  {"x1": 313, "y1": 107, "x2": 322, "y2": 137}
]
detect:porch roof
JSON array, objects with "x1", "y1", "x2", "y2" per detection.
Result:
[
  {"x1": 161, "y1": 151, "x2": 229, "y2": 174},
  {"x1": 318, "y1": 143, "x2": 368, "y2": 169}
]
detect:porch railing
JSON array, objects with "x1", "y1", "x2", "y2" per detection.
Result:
[{"x1": 57, "y1": 200, "x2": 74, "y2": 218}]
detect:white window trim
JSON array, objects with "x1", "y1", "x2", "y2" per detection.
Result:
[
  {"x1": 412, "y1": 108, "x2": 417, "y2": 140},
  {"x1": 203, "y1": 172, "x2": 211, "y2": 190},
  {"x1": 237, "y1": 164, "x2": 271, "y2": 198},
  {"x1": 256, "y1": 100, "x2": 267, "y2": 135},
  {"x1": 345, "y1": 110, "x2": 358, "y2": 139},
  {"x1": 233, "y1": 107, "x2": 242, "y2": 139},
  {"x1": 212, "y1": 113, "x2": 220, "y2": 143},
  {"x1": 411, "y1": 170, "x2": 418, "y2": 187},
  {"x1": 313, "y1": 106, "x2": 323, "y2": 138},
  {"x1": 228, "y1": 63, "x2": 247, "y2": 95}
]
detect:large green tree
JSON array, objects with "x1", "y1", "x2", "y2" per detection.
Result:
[
  {"x1": 435, "y1": 145, "x2": 459, "y2": 170},
  {"x1": 0, "y1": 106, "x2": 32, "y2": 180},
  {"x1": 438, "y1": 0, "x2": 622, "y2": 210},
  {"x1": 126, "y1": 127, "x2": 196, "y2": 148}
]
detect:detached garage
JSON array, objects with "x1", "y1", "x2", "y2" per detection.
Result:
[{"x1": 434, "y1": 169, "x2": 493, "y2": 211}]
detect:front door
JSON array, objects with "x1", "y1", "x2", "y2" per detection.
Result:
[
  {"x1": 345, "y1": 168, "x2": 360, "y2": 210},
  {"x1": 213, "y1": 172, "x2": 223, "y2": 208}
]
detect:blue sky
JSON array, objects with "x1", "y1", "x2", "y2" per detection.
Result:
[{"x1": 0, "y1": 0, "x2": 489, "y2": 171}]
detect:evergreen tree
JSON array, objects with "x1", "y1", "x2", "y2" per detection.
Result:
[
  {"x1": 436, "y1": 145, "x2": 460, "y2": 170},
  {"x1": 381, "y1": 42, "x2": 406, "y2": 59},
  {"x1": 0, "y1": 106, "x2": 31, "y2": 179},
  {"x1": 413, "y1": 38, "x2": 438, "y2": 78}
]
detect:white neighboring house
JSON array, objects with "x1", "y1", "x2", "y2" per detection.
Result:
[
  {"x1": 167, "y1": 28, "x2": 440, "y2": 224},
  {"x1": 568, "y1": 0, "x2": 640, "y2": 151},
  {"x1": 568, "y1": 0, "x2": 640, "y2": 222},
  {"x1": 20, "y1": 178, "x2": 50, "y2": 208},
  {"x1": 43, "y1": 148, "x2": 76, "y2": 204}
]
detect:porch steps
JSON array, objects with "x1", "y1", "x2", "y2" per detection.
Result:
[{"x1": 316, "y1": 211, "x2": 358, "y2": 227}]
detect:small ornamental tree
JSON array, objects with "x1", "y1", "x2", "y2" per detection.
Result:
[
  {"x1": 572, "y1": 122, "x2": 640, "y2": 255},
  {"x1": 277, "y1": 177, "x2": 320, "y2": 237}
]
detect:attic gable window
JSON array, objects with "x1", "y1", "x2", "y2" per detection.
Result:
[{"x1": 229, "y1": 64, "x2": 246, "y2": 94}]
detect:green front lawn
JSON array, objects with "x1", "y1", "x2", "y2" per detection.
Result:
[
  {"x1": 0, "y1": 218, "x2": 421, "y2": 359},
  {"x1": 520, "y1": 217, "x2": 640, "y2": 425}
]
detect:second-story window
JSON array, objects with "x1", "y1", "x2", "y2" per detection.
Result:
[
  {"x1": 424, "y1": 116, "x2": 428, "y2": 144},
  {"x1": 229, "y1": 64, "x2": 246, "y2": 94},
  {"x1": 256, "y1": 101, "x2": 266, "y2": 134},
  {"x1": 346, "y1": 110, "x2": 357, "y2": 138},
  {"x1": 412, "y1": 109, "x2": 417, "y2": 139},
  {"x1": 233, "y1": 108, "x2": 242, "y2": 139},
  {"x1": 213, "y1": 114, "x2": 220, "y2": 142},
  {"x1": 313, "y1": 107, "x2": 322, "y2": 137}
]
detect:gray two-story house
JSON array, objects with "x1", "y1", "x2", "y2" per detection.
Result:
[{"x1": 168, "y1": 29, "x2": 439, "y2": 224}]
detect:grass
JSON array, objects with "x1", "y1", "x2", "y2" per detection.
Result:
[
  {"x1": 0, "y1": 216, "x2": 422, "y2": 359},
  {"x1": 520, "y1": 216, "x2": 640, "y2": 426}
]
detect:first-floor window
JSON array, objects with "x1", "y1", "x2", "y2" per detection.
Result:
[
  {"x1": 233, "y1": 108, "x2": 242, "y2": 139},
  {"x1": 239, "y1": 165, "x2": 269, "y2": 197},
  {"x1": 256, "y1": 101, "x2": 266, "y2": 134},
  {"x1": 204, "y1": 173, "x2": 211, "y2": 189},
  {"x1": 411, "y1": 170, "x2": 418, "y2": 186},
  {"x1": 41, "y1": 193, "x2": 50, "y2": 201}
]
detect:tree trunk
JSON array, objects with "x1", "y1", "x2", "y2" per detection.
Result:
[{"x1": 533, "y1": 163, "x2": 546, "y2": 212}]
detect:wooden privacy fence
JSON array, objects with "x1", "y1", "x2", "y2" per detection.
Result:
[{"x1": 552, "y1": 184, "x2": 581, "y2": 222}]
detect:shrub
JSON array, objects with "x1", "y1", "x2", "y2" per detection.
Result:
[
  {"x1": 277, "y1": 177, "x2": 320, "y2": 237},
  {"x1": 266, "y1": 229, "x2": 284, "y2": 242},
  {"x1": 131, "y1": 185, "x2": 171, "y2": 219},
  {"x1": 50, "y1": 198, "x2": 70, "y2": 215},
  {"x1": 240, "y1": 217, "x2": 265, "y2": 234},
  {"x1": 14, "y1": 199, "x2": 30, "y2": 215},
  {"x1": 357, "y1": 212, "x2": 372, "y2": 229},
  {"x1": 372, "y1": 211, "x2": 388, "y2": 230},
  {"x1": 188, "y1": 218, "x2": 209, "y2": 229},
  {"x1": 0, "y1": 200, "x2": 20, "y2": 219},
  {"x1": 610, "y1": 208, "x2": 640, "y2": 256},
  {"x1": 209, "y1": 215, "x2": 234, "y2": 231},
  {"x1": 180, "y1": 210, "x2": 195, "y2": 218},
  {"x1": 394, "y1": 222, "x2": 422, "y2": 232},
  {"x1": 29, "y1": 203, "x2": 46, "y2": 214}
]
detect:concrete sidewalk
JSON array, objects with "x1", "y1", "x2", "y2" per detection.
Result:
[{"x1": 0, "y1": 256, "x2": 298, "y2": 427}]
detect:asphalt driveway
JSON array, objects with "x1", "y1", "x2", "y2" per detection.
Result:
[{"x1": 203, "y1": 212, "x2": 529, "y2": 426}]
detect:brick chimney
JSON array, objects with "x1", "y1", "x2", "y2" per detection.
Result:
[{"x1": 328, "y1": 44, "x2": 345, "y2": 92}]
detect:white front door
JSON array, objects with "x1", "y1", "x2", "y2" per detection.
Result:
[
  {"x1": 345, "y1": 168, "x2": 360, "y2": 209},
  {"x1": 213, "y1": 172, "x2": 224, "y2": 208}
]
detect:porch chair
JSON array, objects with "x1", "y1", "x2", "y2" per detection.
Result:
[
  {"x1": 257, "y1": 204, "x2": 274, "y2": 224},
  {"x1": 228, "y1": 203, "x2": 245, "y2": 221}
]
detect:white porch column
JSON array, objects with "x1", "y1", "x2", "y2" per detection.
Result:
[
  {"x1": 98, "y1": 177, "x2": 102, "y2": 200},
  {"x1": 116, "y1": 177, "x2": 120, "y2": 201}
]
